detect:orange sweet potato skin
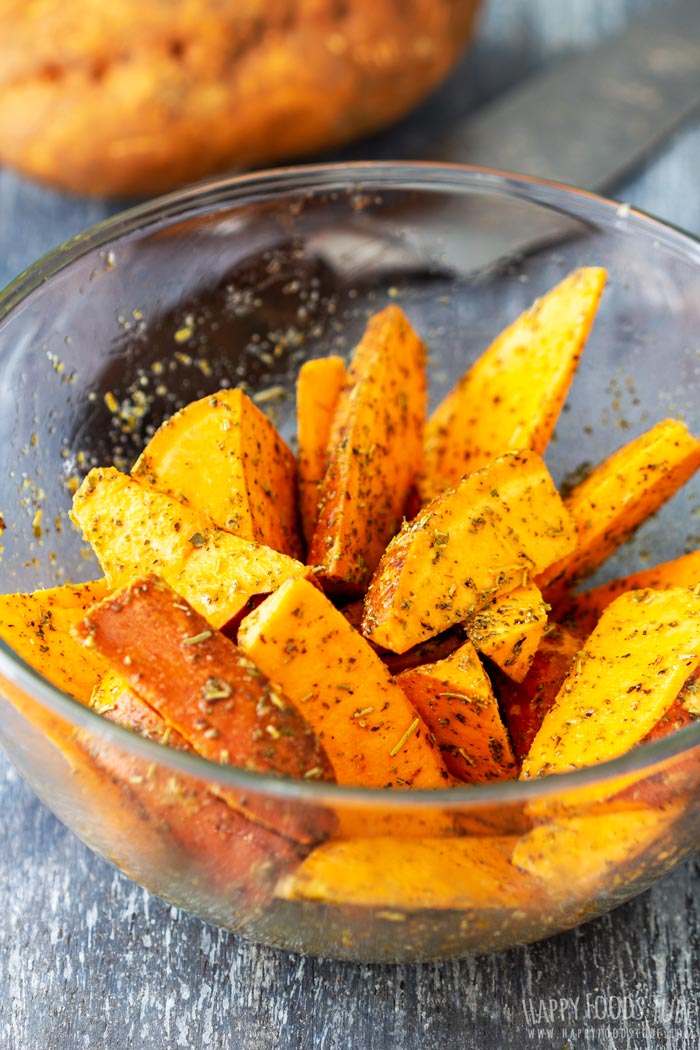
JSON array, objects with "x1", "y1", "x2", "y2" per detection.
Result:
[
  {"x1": 86, "y1": 671, "x2": 305, "y2": 895},
  {"x1": 78, "y1": 576, "x2": 332, "y2": 781},
  {"x1": 307, "y1": 305, "x2": 427, "y2": 595},
  {"x1": 133, "y1": 388, "x2": 302, "y2": 559},
  {"x1": 296, "y1": 356, "x2": 347, "y2": 548},
  {"x1": 494, "y1": 624, "x2": 582, "y2": 763},
  {"x1": 0, "y1": 1, "x2": 480, "y2": 198},
  {"x1": 77, "y1": 576, "x2": 334, "y2": 842}
]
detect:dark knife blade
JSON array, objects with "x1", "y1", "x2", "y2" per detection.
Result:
[{"x1": 429, "y1": 0, "x2": 700, "y2": 191}]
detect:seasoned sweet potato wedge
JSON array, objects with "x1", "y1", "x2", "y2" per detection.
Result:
[
  {"x1": 521, "y1": 587, "x2": 700, "y2": 779},
  {"x1": 559, "y1": 550, "x2": 700, "y2": 636},
  {"x1": 396, "y1": 640, "x2": 518, "y2": 782},
  {"x1": 72, "y1": 467, "x2": 309, "y2": 629},
  {"x1": 536, "y1": 419, "x2": 700, "y2": 604},
  {"x1": 495, "y1": 623, "x2": 582, "y2": 763},
  {"x1": 362, "y1": 449, "x2": 577, "y2": 654},
  {"x1": 76, "y1": 576, "x2": 335, "y2": 842},
  {"x1": 133, "y1": 388, "x2": 302, "y2": 559},
  {"x1": 296, "y1": 356, "x2": 347, "y2": 547},
  {"x1": 463, "y1": 582, "x2": 549, "y2": 682},
  {"x1": 86, "y1": 671, "x2": 306, "y2": 895},
  {"x1": 644, "y1": 666, "x2": 700, "y2": 742},
  {"x1": 0, "y1": 578, "x2": 110, "y2": 702},
  {"x1": 307, "y1": 305, "x2": 427, "y2": 595},
  {"x1": 238, "y1": 576, "x2": 451, "y2": 789},
  {"x1": 90, "y1": 668, "x2": 191, "y2": 744},
  {"x1": 512, "y1": 801, "x2": 684, "y2": 897},
  {"x1": 276, "y1": 835, "x2": 533, "y2": 911},
  {"x1": 421, "y1": 267, "x2": 607, "y2": 500}
]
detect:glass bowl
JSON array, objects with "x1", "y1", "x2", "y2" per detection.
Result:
[{"x1": 2, "y1": 162, "x2": 700, "y2": 963}]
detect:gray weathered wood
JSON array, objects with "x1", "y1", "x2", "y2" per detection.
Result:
[{"x1": 2, "y1": 1, "x2": 700, "y2": 1048}]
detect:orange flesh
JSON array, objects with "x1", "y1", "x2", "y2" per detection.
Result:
[
  {"x1": 396, "y1": 640, "x2": 518, "y2": 783},
  {"x1": 421, "y1": 266, "x2": 607, "y2": 500},
  {"x1": 238, "y1": 576, "x2": 451, "y2": 790},
  {"x1": 307, "y1": 305, "x2": 427, "y2": 595},
  {"x1": 296, "y1": 356, "x2": 347, "y2": 547}
]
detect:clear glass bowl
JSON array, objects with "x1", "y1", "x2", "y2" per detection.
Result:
[{"x1": 2, "y1": 162, "x2": 700, "y2": 963}]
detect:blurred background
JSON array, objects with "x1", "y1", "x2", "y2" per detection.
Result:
[{"x1": 2, "y1": 0, "x2": 700, "y2": 289}]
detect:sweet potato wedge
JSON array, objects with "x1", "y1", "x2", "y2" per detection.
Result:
[
  {"x1": 132, "y1": 387, "x2": 302, "y2": 559},
  {"x1": 462, "y1": 582, "x2": 549, "y2": 682},
  {"x1": 521, "y1": 587, "x2": 700, "y2": 779},
  {"x1": 296, "y1": 356, "x2": 347, "y2": 547},
  {"x1": 495, "y1": 623, "x2": 582, "y2": 763},
  {"x1": 90, "y1": 668, "x2": 191, "y2": 745},
  {"x1": 536, "y1": 419, "x2": 700, "y2": 604},
  {"x1": 72, "y1": 467, "x2": 309, "y2": 629},
  {"x1": 362, "y1": 449, "x2": 577, "y2": 654},
  {"x1": 512, "y1": 801, "x2": 684, "y2": 898},
  {"x1": 396, "y1": 640, "x2": 518, "y2": 782},
  {"x1": 275, "y1": 835, "x2": 533, "y2": 911},
  {"x1": 307, "y1": 305, "x2": 427, "y2": 595},
  {"x1": 77, "y1": 576, "x2": 335, "y2": 843},
  {"x1": 237, "y1": 576, "x2": 451, "y2": 789},
  {"x1": 86, "y1": 670, "x2": 305, "y2": 895},
  {"x1": 559, "y1": 550, "x2": 700, "y2": 636},
  {"x1": 420, "y1": 267, "x2": 607, "y2": 500},
  {"x1": 0, "y1": 578, "x2": 110, "y2": 702},
  {"x1": 643, "y1": 668, "x2": 700, "y2": 742}
]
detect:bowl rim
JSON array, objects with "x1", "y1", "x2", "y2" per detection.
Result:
[{"x1": 2, "y1": 158, "x2": 700, "y2": 810}]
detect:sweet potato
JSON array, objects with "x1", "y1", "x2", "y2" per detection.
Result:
[
  {"x1": 559, "y1": 550, "x2": 700, "y2": 636},
  {"x1": 77, "y1": 576, "x2": 335, "y2": 843},
  {"x1": 296, "y1": 356, "x2": 347, "y2": 547},
  {"x1": 237, "y1": 576, "x2": 451, "y2": 790},
  {"x1": 463, "y1": 582, "x2": 549, "y2": 682},
  {"x1": 0, "y1": 578, "x2": 110, "y2": 702},
  {"x1": 420, "y1": 267, "x2": 607, "y2": 500},
  {"x1": 307, "y1": 305, "x2": 426, "y2": 595},
  {"x1": 495, "y1": 623, "x2": 582, "y2": 762},
  {"x1": 362, "y1": 449, "x2": 577, "y2": 654},
  {"x1": 396, "y1": 640, "x2": 518, "y2": 782},
  {"x1": 90, "y1": 668, "x2": 192, "y2": 745},
  {"x1": 642, "y1": 665, "x2": 700, "y2": 742},
  {"x1": 499, "y1": 620, "x2": 700, "y2": 768},
  {"x1": 86, "y1": 671, "x2": 305, "y2": 895},
  {"x1": 512, "y1": 801, "x2": 684, "y2": 897},
  {"x1": 536, "y1": 419, "x2": 700, "y2": 604},
  {"x1": 276, "y1": 835, "x2": 533, "y2": 911},
  {"x1": 133, "y1": 388, "x2": 302, "y2": 559},
  {"x1": 72, "y1": 466, "x2": 309, "y2": 629},
  {"x1": 521, "y1": 587, "x2": 700, "y2": 779}
]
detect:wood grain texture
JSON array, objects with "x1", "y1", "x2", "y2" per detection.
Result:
[{"x1": 2, "y1": 1, "x2": 700, "y2": 1047}]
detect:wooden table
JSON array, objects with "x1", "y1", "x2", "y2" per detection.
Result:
[{"x1": 3, "y1": 2, "x2": 700, "y2": 1047}]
